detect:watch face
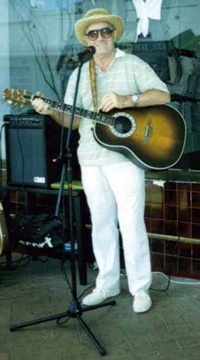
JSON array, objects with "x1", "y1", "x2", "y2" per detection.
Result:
[{"x1": 132, "y1": 95, "x2": 138, "y2": 104}]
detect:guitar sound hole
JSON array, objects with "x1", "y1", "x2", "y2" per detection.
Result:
[{"x1": 114, "y1": 116, "x2": 132, "y2": 134}]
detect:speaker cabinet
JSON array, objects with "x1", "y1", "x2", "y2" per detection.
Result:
[{"x1": 4, "y1": 112, "x2": 66, "y2": 188}]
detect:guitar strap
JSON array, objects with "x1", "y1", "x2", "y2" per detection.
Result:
[{"x1": 89, "y1": 58, "x2": 98, "y2": 112}]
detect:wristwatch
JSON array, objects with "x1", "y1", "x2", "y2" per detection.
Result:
[{"x1": 132, "y1": 94, "x2": 139, "y2": 106}]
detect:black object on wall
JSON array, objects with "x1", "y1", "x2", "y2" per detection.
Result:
[{"x1": 4, "y1": 112, "x2": 67, "y2": 188}]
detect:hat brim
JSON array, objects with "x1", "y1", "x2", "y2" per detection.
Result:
[{"x1": 75, "y1": 15, "x2": 124, "y2": 47}]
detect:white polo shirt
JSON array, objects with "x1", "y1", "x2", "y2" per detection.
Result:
[{"x1": 64, "y1": 49, "x2": 169, "y2": 167}]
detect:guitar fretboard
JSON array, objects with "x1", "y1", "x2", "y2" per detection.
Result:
[{"x1": 32, "y1": 95, "x2": 115, "y2": 127}]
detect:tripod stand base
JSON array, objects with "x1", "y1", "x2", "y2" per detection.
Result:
[{"x1": 10, "y1": 298, "x2": 116, "y2": 356}]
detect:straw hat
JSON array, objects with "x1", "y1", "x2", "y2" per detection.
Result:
[{"x1": 75, "y1": 8, "x2": 124, "y2": 47}]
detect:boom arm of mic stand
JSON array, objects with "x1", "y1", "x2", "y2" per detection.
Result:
[{"x1": 171, "y1": 93, "x2": 200, "y2": 103}]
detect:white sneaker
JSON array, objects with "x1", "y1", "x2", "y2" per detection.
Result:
[
  {"x1": 133, "y1": 289, "x2": 152, "y2": 313},
  {"x1": 82, "y1": 288, "x2": 120, "y2": 306}
]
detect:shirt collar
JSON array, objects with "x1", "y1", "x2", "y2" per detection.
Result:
[
  {"x1": 106, "y1": 48, "x2": 125, "y2": 70},
  {"x1": 115, "y1": 48, "x2": 126, "y2": 58},
  {"x1": 94, "y1": 48, "x2": 125, "y2": 73}
]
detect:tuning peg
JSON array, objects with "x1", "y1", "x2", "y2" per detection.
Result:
[{"x1": 7, "y1": 100, "x2": 13, "y2": 104}]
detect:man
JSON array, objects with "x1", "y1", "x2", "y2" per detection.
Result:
[{"x1": 33, "y1": 8, "x2": 170, "y2": 313}]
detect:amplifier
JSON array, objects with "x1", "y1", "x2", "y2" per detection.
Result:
[{"x1": 4, "y1": 112, "x2": 66, "y2": 188}]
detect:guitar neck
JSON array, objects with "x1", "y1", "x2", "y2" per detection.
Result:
[{"x1": 32, "y1": 95, "x2": 114, "y2": 127}]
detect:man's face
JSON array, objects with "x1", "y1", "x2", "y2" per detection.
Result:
[{"x1": 84, "y1": 22, "x2": 116, "y2": 56}]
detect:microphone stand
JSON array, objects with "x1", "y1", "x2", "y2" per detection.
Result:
[
  {"x1": 171, "y1": 93, "x2": 200, "y2": 103},
  {"x1": 9, "y1": 56, "x2": 116, "y2": 356}
]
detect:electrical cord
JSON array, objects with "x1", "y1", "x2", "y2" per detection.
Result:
[
  {"x1": 78, "y1": 283, "x2": 95, "y2": 301},
  {"x1": 152, "y1": 271, "x2": 200, "y2": 286},
  {"x1": 0, "y1": 253, "x2": 31, "y2": 269},
  {"x1": 120, "y1": 268, "x2": 200, "y2": 291}
]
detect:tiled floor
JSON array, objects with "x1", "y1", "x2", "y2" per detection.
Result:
[{"x1": 0, "y1": 254, "x2": 200, "y2": 360}]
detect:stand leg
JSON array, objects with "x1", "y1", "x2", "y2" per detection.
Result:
[
  {"x1": 77, "y1": 315, "x2": 106, "y2": 356},
  {"x1": 9, "y1": 299, "x2": 116, "y2": 355},
  {"x1": 10, "y1": 311, "x2": 71, "y2": 331},
  {"x1": 81, "y1": 299, "x2": 116, "y2": 314}
]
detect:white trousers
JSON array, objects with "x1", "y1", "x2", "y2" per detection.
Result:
[{"x1": 81, "y1": 161, "x2": 152, "y2": 296}]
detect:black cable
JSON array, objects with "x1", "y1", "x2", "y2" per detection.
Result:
[
  {"x1": 0, "y1": 253, "x2": 31, "y2": 269},
  {"x1": 77, "y1": 283, "x2": 95, "y2": 301},
  {"x1": 56, "y1": 312, "x2": 71, "y2": 325}
]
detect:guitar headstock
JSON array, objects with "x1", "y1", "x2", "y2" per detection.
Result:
[{"x1": 2, "y1": 88, "x2": 32, "y2": 108}]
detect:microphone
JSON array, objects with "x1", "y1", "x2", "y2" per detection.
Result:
[{"x1": 72, "y1": 46, "x2": 96, "y2": 61}]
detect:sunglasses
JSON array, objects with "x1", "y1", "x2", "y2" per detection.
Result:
[{"x1": 85, "y1": 27, "x2": 114, "y2": 41}]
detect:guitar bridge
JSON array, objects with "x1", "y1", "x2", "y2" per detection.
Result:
[{"x1": 143, "y1": 118, "x2": 153, "y2": 143}]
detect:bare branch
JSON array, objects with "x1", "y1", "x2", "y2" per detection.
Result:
[{"x1": 9, "y1": 0, "x2": 61, "y2": 101}]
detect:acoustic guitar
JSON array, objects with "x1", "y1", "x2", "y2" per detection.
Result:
[{"x1": 3, "y1": 88, "x2": 187, "y2": 171}]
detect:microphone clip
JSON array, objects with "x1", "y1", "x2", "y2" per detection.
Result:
[{"x1": 71, "y1": 46, "x2": 96, "y2": 62}]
